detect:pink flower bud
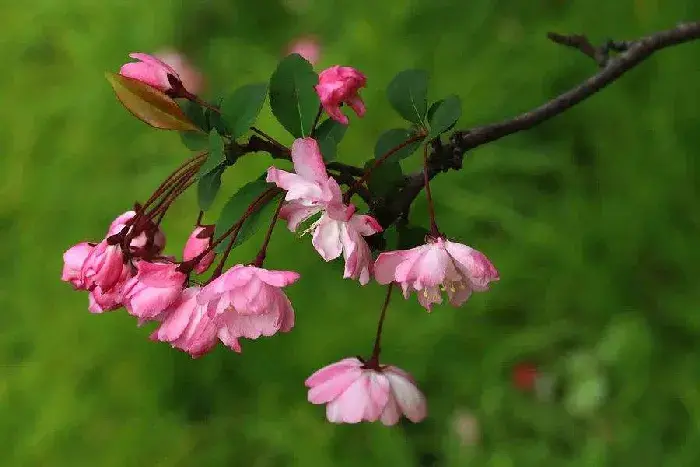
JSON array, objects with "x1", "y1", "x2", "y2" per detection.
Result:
[
  {"x1": 87, "y1": 266, "x2": 132, "y2": 314},
  {"x1": 155, "y1": 49, "x2": 204, "y2": 94},
  {"x1": 119, "y1": 53, "x2": 180, "y2": 92},
  {"x1": 122, "y1": 261, "x2": 186, "y2": 321},
  {"x1": 80, "y1": 240, "x2": 127, "y2": 292},
  {"x1": 183, "y1": 226, "x2": 215, "y2": 274},
  {"x1": 375, "y1": 236, "x2": 499, "y2": 311},
  {"x1": 197, "y1": 265, "x2": 299, "y2": 340},
  {"x1": 61, "y1": 242, "x2": 95, "y2": 290},
  {"x1": 286, "y1": 36, "x2": 321, "y2": 66},
  {"x1": 305, "y1": 358, "x2": 427, "y2": 425},
  {"x1": 315, "y1": 66, "x2": 367, "y2": 125},
  {"x1": 108, "y1": 210, "x2": 166, "y2": 257}
]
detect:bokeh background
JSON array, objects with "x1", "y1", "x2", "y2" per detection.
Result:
[{"x1": 3, "y1": 0, "x2": 700, "y2": 465}]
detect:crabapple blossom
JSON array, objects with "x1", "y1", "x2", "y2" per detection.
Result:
[
  {"x1": 315, "y1": 66, "x2": 367, "y2": 125},
  {"x1": 119, "y1": 53, "x2": 181, "y2": 92}
]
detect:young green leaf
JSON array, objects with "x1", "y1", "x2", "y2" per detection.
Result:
[
  {"x1": 197, "y1": 165, "x2": 224, "y2": 211},
  {"x1": 179, "y1": 101, "x2": 209, "y2": 149},
  {"x1": 364, "y1": 159, "x2": 403, "y2": 198},
  {"x1": 105, "y1": 72, "x2": 201, "y2": 132},
  {"x1": 269, "y1": 54, "x2": 320, "y2": 138},
  {"x1": 213, "y1": 179, "x2": 271, "y2": 251},
  {"x1": 198, "y1": 131, "x2": 225, "y2": 177},
  {"x1": 374, "y1": 128, "x2": 424, "y2": 162},
  {"x1": 221, "y1": 83, "x2": 268, "y2": 139},
  {"x1": 386, "y1": 69, "x2": 429, "y2": 125},
  {"x1": 427, "y1": 95, "x2": 461, "y2": 139},
  {"x1": 315, "y1": 118, "x2": 347, "y2": 161}
]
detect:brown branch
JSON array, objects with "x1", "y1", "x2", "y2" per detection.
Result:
[{"x1": 376, "y1": 21, "x2": 700, "y2": 228}]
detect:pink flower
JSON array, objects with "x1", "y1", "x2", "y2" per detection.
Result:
[
  {"x1": 267, "y1": 138, "x2": 343, "y2": 208},
  {"x1": 374, "y1": 236, "x2": 499, "y2": 311},
  {"x1": 305, "y1": 358, "x2": 427, "y2": 425},
  {"x1": 62, "y1": 242, "x2": 95, "y2": 290},
  {"x1": 119, "y1": 53, "x2": 180, "y2": 92},
  {"x1": 315, "y1": 66, "x2": 367, "y2": 125},
  {"x1": 150, "y1": 286, "x2": 241, "y2": 357},
  {"x1": 80, "y1": 240, "x2": 127, "y2": 292},
  {"x1": 183, "y1": 225, "x2": 215, "y2": 274},
  {"x1": 266, "y1": 138, "x2": 382, "y2": 284},
  {"x1": 108, "y1": 210, "x2": 166, "y2": 257},
  {"x1": 122, "y1": 261, "x2": 186, "y2": 321},
  {"x1": 311, "y1": 212, "x2": 382, "y2": 285},
  {"x1": 286, "y1": 36, "x2": 321, "y2": 66},
  {"x1": 155, "y1": 49, "x2": 204, "y2": 94},
  {"x1": 198, "y1": 265, "x2": 299, "y2": 340},
  {"x1": 87, "y1": 266, "x2": 132, "y2": 313}
]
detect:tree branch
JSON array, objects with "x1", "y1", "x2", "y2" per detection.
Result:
[{"x1": 376, "y1": 21, "x2": 700, "y2": 228}]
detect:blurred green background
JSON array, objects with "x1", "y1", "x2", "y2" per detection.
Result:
[{"x1": 3, "y1": 0, "x2": 700, "y2": 465}]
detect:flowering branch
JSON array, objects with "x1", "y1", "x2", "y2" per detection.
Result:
[{"x1": 64, "y1": 21, "x2": 700, "y2": 428}]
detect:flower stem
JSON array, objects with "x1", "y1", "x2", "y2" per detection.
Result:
[
  {"x1": 343, "y1": 133, "x2": 426, "y2": 204},
  {"x1": 208, "y1": 231, "x2": 239, "y2": 281},
  {"x1": 422, "y1": 143, "x2": 440, "y2": 236},
  {"x1": 208, "y1": 187, "x2": 281, "y2": 252},
  {"x1": 252, "y1": 196, "x2": 285, "y2": 267},
  {"x1": 365, "y1": 284, "x2": 394, "y2": 369}
]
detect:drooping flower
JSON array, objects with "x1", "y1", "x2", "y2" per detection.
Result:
[
  {"x1": 374, "y1": 236, "x2": 499, "y2": 311},
  {"x1": 61, "y1": 242, "x2": 95, "y2": 290},
  {"x1": 315, "y1": 66, "x2": 367, "y2": 125},
  {"x1": 155, "y1": 49, "x2": 204, "y2": 94},
  {"x1": 80, "y1": 240, "x2": 128, "y2": 292},
  {"x1": 305, "y1": 358, "x2": 427, "y2": 425},
  {"x1": 119, "y1": 53, "x2": 180, "y2": 92},
  {"x1": 87, "y1": 269, "x2": 132, "y2": 314},
  {"x1": 311, "y1": 212, "x2": 382, "y2": 285},
  {"x1": 198, "y1": 265, "x2": 299, "y2": 340},
  {"x1": 266, "y1": 138, "x2": 382, "y2": 284},
  {"x1": 183, "y1": 225, "x2": 216, "y2": 274},
  {"x1": 286, "y1": 36, "x2": 321, "y2": 66},
  {"x1": 150, "y1": 286, "x2": 241, "y2": 358},
  {"x1": 122, "y1": 261, "x2": 186, "y2": 322}
]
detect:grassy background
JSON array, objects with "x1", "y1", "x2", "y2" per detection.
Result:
[{"x1": 2, "y1": 0, "x2": 700, "y2": 465}]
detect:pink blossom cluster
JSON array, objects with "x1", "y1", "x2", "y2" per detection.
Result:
[
  {"x1": 62, "y1": 51, "x2": 503, "y2": 426},
  {"x1": 62, "y1": 212, "x2": 298, "y2": 357}
]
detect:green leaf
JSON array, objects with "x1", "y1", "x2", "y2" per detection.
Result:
[
  {"x1": 205, "y1": 98, "x2": 227, "y2": 135},
  {"x1": 105, "y1": 72, "x2": 202, "y2": 132},
  {"x1": 197, "y1": 165, "x2": 224, "y2": 211},
  {"x1": 383, "y1": 226, "x2": 399, "y2": 251},
  {"x1": 397, "y1": 224, "x2": 430, "y2": 249},
  {"x1": 198, "y1": 131, "x2": 225, "y2": 177},
  {"x1": 386, "y1": 69, "x2": 429, "y2": 125},
  {"x1": 213, "y1": 179, "x2": 271, "y2": 252},
  {"x1": 269, "y1": 54, "x2": 320, "y2": 138},
  {"x1": 374, "y1": 128, "x2": 424, "y2": 162},
  {"x1": 221, "y1": 83, "x2": 268, "y2": 139},
  {"x1": 232, "y1": 191, "x2": 283, "y2": 249},
  {"x1": 315, "y1": 118, "x2": 347, "y2": 161},
  {"x1": 364, "y1": 159, "x2": 403, "y2": 198},
  {"x1": 427, "y1": 95, "x2": 461, "y2": 139},
  {"x1": 179, "y1": 102, "x2": 209, "y2": 150}
]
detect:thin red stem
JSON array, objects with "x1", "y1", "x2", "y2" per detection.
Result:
[
  {"x1": 208, "y1": 187, "x2": 281, "y2": 251},
  {"x1": 142, "y1": 152, "x2": 206, "y2": 211},
  {"x1": 343, "y1": 133, "x2": 426, "y2": 203},
  {"x1": 422, "y1": 143, "x2": 440, "y2": 236},
  {"x1": 365, "y1": 284, "x2": 394, "y2": 369},
  {"x1": 252, "y1": 196, "x2": 285, "y2": 267}
]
